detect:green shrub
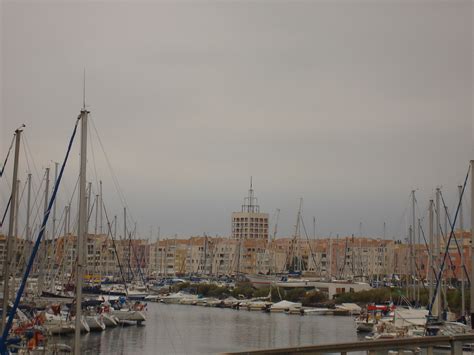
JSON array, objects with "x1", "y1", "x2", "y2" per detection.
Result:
[
  {"x1": 231, "y1": 282, "x2": 254, "y2": 299},
  {"x1": 284, "y1": 288, "x2": 306, "y2": 302},
  {"x1": 302, "y1": 291, "x2": 328, "y2": 306}
]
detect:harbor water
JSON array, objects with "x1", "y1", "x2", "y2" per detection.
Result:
[{"x1": 53, "y1": 303, "x2": 363, "y2": 354}]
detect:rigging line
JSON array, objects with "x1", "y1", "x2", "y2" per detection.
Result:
[
  {"x1": 88, "y1": 122, "x2": 100, "y2": 193},
  {"x1": 299, "y1": 215, "x2": 319, "y2": 274},
  {"x1": 439, "y1": 190, "x2": 470, "y2": 284},
  {"x1": 0, "y1": 135, "x2": 15, "y2": 178},
  {"x1": 418, "y1": 222, "x2": 440, "y2": 284},
  {"x1": 22, "y1": 134, "x2": 42, "y2": 184},
  {"x1": 394, "y1": 192, "x2": 413, "y2": 242},
  {"x1": 0, "y1": 116, "x2": 80, "y2": 350},
  {"x1": 90, "y1": 117, "x2": 136, "y2": 225},
  {"x1": 0, "y1": 196, "x2": 11, "y2": 229},
  {"x1": 19, "y1": 166, "x2": 45, "y2": 232},
  {"x1": 128, "y1": 230, "x2": 146, "y2": 285},
  {"x1": 428, "y1": 164, "x2": 470, "y2": 315},
  {"x1": 432, "y1": 200, "x2": 458, "y2": 279},
  {"x1": 14, "y1": 179, "x2": 28, "y2": 229},
  {"x1": 102, "y1": 202, "x2": 129, "y2": 294},
  {"x1": 27, "y1": 171, "x2": 48, "y2": 242}
]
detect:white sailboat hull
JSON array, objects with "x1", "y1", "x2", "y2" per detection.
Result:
[
  {"x1": 85, "y1": 315, "x2": 106, "y2": 331},
  {"x1": 112, "y1": 309, "x2": 146, "y2": 322}
]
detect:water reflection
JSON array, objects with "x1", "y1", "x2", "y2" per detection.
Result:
[{"x1": 54, "y1": 303, "x2": 363, "y2": 354}]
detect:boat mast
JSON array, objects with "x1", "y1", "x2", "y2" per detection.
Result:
[
  {"x1": 408, "y1": 225, "x2": 413, "y2": 300},
  {"x1": 428, "y1": 199, "x2": 434, "y2": 307},
  {"x1": 74, "y1": 105, "x2": 88, "y2": 354},
  {"x1": 327, "y1": 234, "x2": 332, "y2": 280},
  {"x1": 0, "y1": 128, "x2": 22, "y2": 333},
  {"x1": 94, "y1": 194, "x2": 98, "y2": 235},
  {"x1": 25, "y1": 174, "x2": 31, "y2": 246},
  {"x1": 435, "y1": 188, "x2": 442, "y2": 319},
  {"x1": 13, "y1": 180, "x2": 20, "y2": 241},
  {"x1": 114, "y1": 215, "x2": 117, "y2": 239},
  {"x1": 11, "y1": 180, "x2": 21, "y2": 297},
  {"x1": 470, "y1": 160, "x2": 474, "y2": 328},
  {"x1": 52, "y1": 162, "x2": 59, "y2": 239},
  {"x1": 86, "y1": 182, "x2": 92, "y2": 235},
  {"x1": 99, "y1": 180, "x2": 103, "y2": 234},
  {"x1": 417, "y1": 218, "x2": 421, "y2": 303},
  {"x1": 294, "y1": 198, "x2": 302, "y2": 272},
  {"x1": 94, "y1": 193, "x2": 99, "y2": 277},
  {"x1": 65, "y1": 204, "x2": 70, "y2": 235},
  {"x1": 123, "y1": 207, "x2": 127, "y2": 242},
  {"x1": 411, "y1": 190, "x2": 416, "y2": 301},
  {"x1": 458, "y1": 185, "x2": 465, "y2": 317},
  {"x1": 37, "y1": 167, "x2": 49, "y2": 295}
]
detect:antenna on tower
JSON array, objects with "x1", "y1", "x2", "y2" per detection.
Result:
[{"x1": 242, "y1": 177, "x2": 259, "y2": 213}]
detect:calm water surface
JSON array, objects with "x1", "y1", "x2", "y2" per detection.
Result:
[{"x1": 54, "y1": 303, "x2": 363, "y2": 354}]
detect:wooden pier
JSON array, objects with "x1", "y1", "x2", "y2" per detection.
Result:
[{"x1": 223, "y1": 334, "x2": 474, "y2": 354}]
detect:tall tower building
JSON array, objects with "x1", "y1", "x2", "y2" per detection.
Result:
[{"x1": 232, "y1": 179, "x2": 269, "y2": 240}]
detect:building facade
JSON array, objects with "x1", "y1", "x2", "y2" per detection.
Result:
[{"x1": 231, "y1": 180, "x2": 269, "y2": 240}]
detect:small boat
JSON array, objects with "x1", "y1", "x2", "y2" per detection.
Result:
[
  {"x1": 85, "y1": 315, "x2": 106, "y2": 331},
  {"x1": 144, "y1": 295, "x2": 160, "y2": 302},
  {"x1": 161, "y1": 292, "x2": 197, "y2": 304},
  {"x1": 336, "y1": 303, "x2": 362, "y2": 315},
  {"x1": 112, "y1": 306, "x2": 146, "y2": 324},
  {"x1": 42, "y1": 313, "x2": 75, "y2": 335},
  {"x1": 102, "y1": 313, "x2": 118, "y2": 327},
  {"x1": 356, "y1": 319, "x2": 376, "y2": 333},
  {"x1": 303, "y1": 308, "x2": 333, "y2": 315},
  {"x1": 270, "y1": 300, "x2": 301, "y2": 313},
  {"x1": 77, "y1": 316, "x2": 91, "y2": 333},
  {"x1": 246, "y1": 301, "x2": 272, "y2": 311}
]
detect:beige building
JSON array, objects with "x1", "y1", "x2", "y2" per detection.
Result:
[{"x1": 232, "y1": 181, "x2": 269, "y2": 240}]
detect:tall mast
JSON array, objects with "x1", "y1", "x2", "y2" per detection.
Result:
[
  {"x1": 37, "y1": 168, "x2": 50, "y2": 295},
  {"x1": 52, "y1": 162, "x2": 59, "y2": 239},
  {"x1": 44, "y1": 168, "x2": 50, "y2": 237},
  {"x1": 458, "y1": 185, "x2": 465, "y2": 317},
  {"x1": 94, "y1": 194, "x2": 99, "y2": 235},
  {"x1": 411, "y1": 190, "x2": 416, "y2": 301},
  {"x1": 327, "y1": 235, "x2": 332, "y2": 280},
  {"x1": 113, "y1": 215, "x2": 117, "y2": 239},
  {"x1": 335, "y1": 234, "x2": 339, "y2": 278},
  {"x1": 295, "y1": 198, "x2": 303, "y2": 272},
  {"x1": 470, "y1": 160, "x2": 474, "y2": 328},
  {"x1": 435, "y1": 188, "x2": 442, "y2": 319},
  {"x1": 123, "y1": 207, "x2": 127, "y2": 241},
  {"x1": 99, "y1": 180, "x2": 103, "y2": 234},
  {"x1": 86, "y1": 182, "x2": 92, "y2": 234},
  {"x1": 74, "y1": 106, "x2": 88, "y2": 354},
  {"x1": 25, "y1": 173, "x2": 32, "y2": 254},
  {"x1": 428, "y1": 200, "x2": 434, "y2": 307},
  {"x1": 417, "y1": 218, "x2": 421, "y2": 303},
  {"x1": 1, "y1": 128, "x2": 22, "y2": 333},
  {"x1": 63, "y1": 206, "x2": 68, "y2": 235},
  {"x1": 13, "y1": 180, "x2": 20, "y2": 240},
  {"x1": 408, "y1": 225, "x2": 413, "y2": 300},
  {"x1": 11, "y1": 180, "x2": 21, "y2": 296},
  {"x1": 25, "y1": 174, "x2": 32, "y2": 240}
]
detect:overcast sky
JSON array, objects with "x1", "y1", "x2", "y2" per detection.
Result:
[{"x1": 1, "y1": 1, "x2": 473, "y2": 239}]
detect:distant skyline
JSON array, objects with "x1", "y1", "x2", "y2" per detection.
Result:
[{"x1": 1, "y1": 1, "x2": 473, "y2": 239}]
